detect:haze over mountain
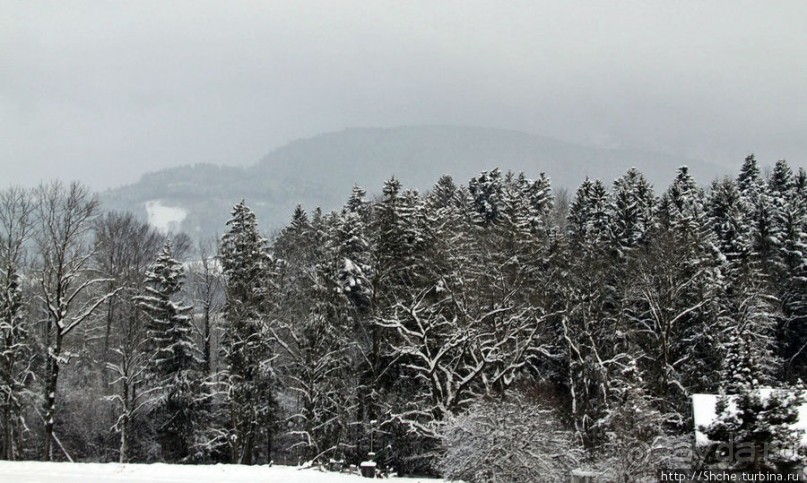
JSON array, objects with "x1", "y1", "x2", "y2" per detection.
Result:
[{"x1": 103, "y1": 125, "x2": 728, "y2": 237}]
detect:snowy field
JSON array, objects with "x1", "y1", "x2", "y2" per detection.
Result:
[{"x1": 0, "y1": 461, "x2": 450, "y2": 483}]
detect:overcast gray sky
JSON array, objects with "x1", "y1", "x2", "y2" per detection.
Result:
[{"x1": 1, "y1": 1, "x2": 805, "y2": 189}]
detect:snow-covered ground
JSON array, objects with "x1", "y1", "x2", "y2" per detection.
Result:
[
  {"x1": 145, "y1": 200, "x2": 187, "y2": 233},
  {"x1": 0, "y1": 461, "x2": 448, "y2": 483}
]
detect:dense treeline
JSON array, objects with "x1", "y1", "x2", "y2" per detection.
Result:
[{"x1": 1, "y1": 156, "x2": 806, "y2": 480}]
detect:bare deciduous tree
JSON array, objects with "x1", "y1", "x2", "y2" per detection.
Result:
[
  {"x1": 34, "y1": 181, "x2": 120, "y2": 461},
  {"x1": 94, "y1": 211, "x2": 163, "y2": 463}
]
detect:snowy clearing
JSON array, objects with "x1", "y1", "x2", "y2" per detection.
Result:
[
  {"x1": 144, "y1": 200, "x2": 187, "y2": 233},
  {"x1": 0, "y1": 461, "x2": 449, "y2": 483}
]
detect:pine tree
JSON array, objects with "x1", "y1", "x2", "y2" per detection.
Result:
[
  {"x1": 738, "y1": 154, "x2": 766, "y2": 197},
  {"x1": 0, "y1": 264, "x2": 30, "y2": 460},
  {"x1": 781, "y1": 241, "x2": 807, "y2": 380},
  {"x1": 219, "y1": 200, "x2": 279, "y2": 465},
  {"x1": 707, "y1": 178, "x2": 751, "y2": 264},
  {"x1": 428, "y1": 175, "x2": 460, "y2": 212},
  {"x1": 561, "y1": 177, "x2": 627, "y2": 446},
  {"x1": 769, "y1": 160, "x2": 800, "y2": 273},
  {"x1": 628, "y1": 167, "x2": 723, "y2": 416},
  {"x1": 373, "y1": 178, "x2": 424, "y2": 291},
  {"x1": 0, "y1": 187, "x2": 33, "y2": 460},
  {"x1": 657, "y1": 166, "x2": 707, "y2": 243},
  {"x1": 336, "y1": 187, "x2": 373, "y2": 312},
  {"x1": 468, "y1": 168, "x2": 505, "y2": 226},
  {"x1": 272, "y1": 205, "x2": 355, "y2": 463},
  {"x1": 608, "y1": 168, "x2": 656, "y2": 252},
  {"x1": 137, "y1": 242, "x2": 202, "y2": 462},
  {"x1": 568, "y1": 177, "x2": 610, "y2": 248}
]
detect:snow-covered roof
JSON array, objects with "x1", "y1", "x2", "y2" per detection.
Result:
[{"x1": 692, "y1": 390, "x2": 807, "y2": 446}]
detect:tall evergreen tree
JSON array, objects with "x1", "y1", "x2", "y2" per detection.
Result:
[
  {"x1": 137, "y1": 242, "x2": 202, "y2": 462},
  {"x1": 0, "y1": 187, "x2": 33, "y2": 460},
  {"x1": 219, "y1": 200, "x2": 279, "y2": 465},
  {"x1": 0, "y1": 265, "x2": 29, "y2": 461},
  {"x1": 608, "y1": 168, "x2": 656, "y2": 252},
  {"x1": 468, "y1": 168, "x2": 505, "y2": 226},
  {"x1": 707, "y1": 178, "x2": 751, "y2": 264},
  {"x1": 273, "y1": 206, "x2": 355, "y2": 463}
]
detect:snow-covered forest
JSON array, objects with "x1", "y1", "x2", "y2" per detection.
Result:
[{"x1": 2, "y1": 155, "x2": 807, "y2": 481}]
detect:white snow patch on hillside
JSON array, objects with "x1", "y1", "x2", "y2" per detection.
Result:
[
  {"x1": 0, "y1": 461, "x2": 449, "y2": 483},
  {"x1": 145, "y1": 200, "x2": 187, "y2": 234}
]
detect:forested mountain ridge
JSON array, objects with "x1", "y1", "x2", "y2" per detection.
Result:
[{"x1": 102, "y1": 125, "x2": 726, "y2": 236}]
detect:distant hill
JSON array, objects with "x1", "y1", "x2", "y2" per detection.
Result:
[{"x1": 102, "y1": 125, "x2": 729, "y2": 238}]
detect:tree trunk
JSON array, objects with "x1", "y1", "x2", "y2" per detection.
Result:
[
  {"x1": 43, "y1": 333, "x2": 62, "y2": 461},
  {"x1": 203, "y1": 306, "x2": 211, "y2": 376},
  {"x1": 230, "y1": 407, "x2": 241, "y2": 464},
  {"x1": 103, "y1": 298, "x2": 114, "y2": 388},
  {"x1": 119, "y1": 380, "x2": 130, "y2": 463},
  {"x1": 15, "y1": 414, "x2": 24, "y2": 460},
  {"x1": 266, "y1": 430, "x2": 272, "y2": 465},
  {"x1": 243, "y1": 429, "x2": 253, "y2": 465},
  {"x1": 3, "y1": 404, "x2": 13, "y2": 460}
]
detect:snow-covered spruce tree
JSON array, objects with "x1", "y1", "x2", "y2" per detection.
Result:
[
  {"x1": 371, "y1": 179, "x2": 434, "y2": 468},
  {"x1": 737, "y1": 154, "x2": 767, "y2": 205},
  {"x1": 0, "y1": 264, "x2": 31, "y2": 461},
  {"x1": 467, "y1": 168, "x2": 505, "y2": 226},
  {"x1": 136, "y1": 242, "x2": 204, "y2": 462},
  {"x1": 769, "y1": 160, "x2": 802, "y2": 273},
  {"x1": 763, "y1": 159, "x2": 807, "y2": 380},
  {"x1": 708, "y1": 160, "x2": 783, "y2": 390},
  {"x1": 522, "y1": 172, "x2": 554, "y2": 231},
  {"x1": 0, "y1": 187, "x2": 34, "y2": 460},
  {"x1": 718, "y1": 279, "x2": 780, "y2": 393},
  {"x1": 608, "y1": 167, "x2": 656, "y2": 252},
  {"x1": 707, "y1": 178, "x2": 752, "y2": 265},
  {"x1": 373, "y1": 178, "x2": 426, "y2": 292},
  {"x1": 272, "y1": 206, "x2": 355, "y2": 464},
  {"x1": 783, "y1": 247, "x2": 807, "y2": 381},
  {"x1": 653, "y1": 166, "x2": 725, "y2": 393},
  {"x1": 703, "y1": 254, "x2": 791, "y2": 471},
  {"x1": 657, "y1": 166, "x2": 707, "y2": 242},
  {"x1": 331, "y1": 186, "x2": 377, "y2": 459},
  {"x1": 736, "y1": 154, "x2": 784, "y2": 282},
  {"x1": 336, "y1": 186, "x2": 374, "y2": 314},
  {"x1": 559, "y1": 176, "x2": 623, "y2": 447},
  {"x1": 567, "y1": 177, "x2": 610, "y2": 247},
  {"x1": 219, "y1": 200, "x2": 279, "y2": 465}
]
